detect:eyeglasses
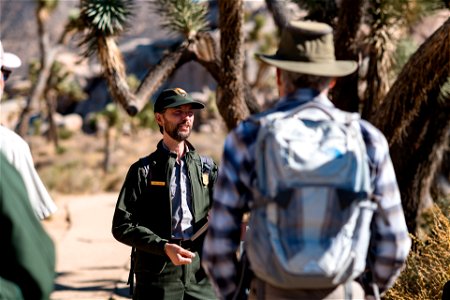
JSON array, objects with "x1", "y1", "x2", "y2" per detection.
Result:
[{"x1": 1, "y1": 67, "x2": 12, "y2": 81}]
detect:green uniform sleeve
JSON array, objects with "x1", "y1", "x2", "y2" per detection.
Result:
[{"x1": 111, "y1": 161, "x2": 167, "y2": 256}]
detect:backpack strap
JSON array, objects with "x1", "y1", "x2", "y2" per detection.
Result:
[
  {"x1": 127, "y1": 247, "x2": 135, "y2": 295},
  {"x1": 200, "y1": 154, "x2": 217, "y2": 189},
  {"x1": 293, "y1": 101, "x2": 360, "y2": 125},
  {"x1": 200, "y1": 155, "x2": 214, "y2": 175}
]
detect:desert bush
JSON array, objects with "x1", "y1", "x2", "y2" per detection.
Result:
[
  {"x1": 134, "y1": 101, "x2": 159, "y2": 131},
  {"x1": 385, "y1": 203, "x2": 450, "y2": 300},
  {"x1": 39, "y1": 158, "x2": 102, "y2": 194},
  {"x1": 58, "y1": 127, "x2": 73, "y2": 140},
  {"x1": 35, "y1": 129, "x2": 225, "y2": 194}
]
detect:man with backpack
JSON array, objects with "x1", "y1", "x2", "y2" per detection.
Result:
[
  {"x1": 112, "y1": 88, "x2": 218, "y2": 299},
  {"x1": 202, "y1": 21, "x2": 411, "y2": 300}
]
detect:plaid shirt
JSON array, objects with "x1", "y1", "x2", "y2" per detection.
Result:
[{"x1": 202, "y1": 89, "x2": 411, "y2": 299}]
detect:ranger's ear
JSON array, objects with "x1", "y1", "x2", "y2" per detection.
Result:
[{"x1": 155, "y1": 112, "x2": 163, "y2": 126}]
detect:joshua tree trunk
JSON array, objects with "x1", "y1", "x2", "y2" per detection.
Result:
[
  {"x1": 17, "y1": 4, "x2": 57, "y2": 137},
  {"x1": 361, "y1": 1, "x2": 398, "y2": 119},
  {"x1": 265, "y1": 0, "x2": 290, "y2": 29},
  {"x1": 134, "y1": 41, "x2": 189, "y2": 112},
  {"x1": 103, "y1": 126, "x2": 115, "y2": 173},
  {"x1": 95, "y1": 30, "x2": 260, "y2": 121},
  {"x1": 390, "y1": 91, "x2": 450, "y2": 233},
  {"x1": 189, "y1": 32, "x2": 260, "y2": 115},
  {"x1": 44, "y1": 88, "x2": 59, "y2": 150},
  {"x1": 218, "y1": 0, "x2": 249, "y2": 131},
  {"x1": 371, "y1": 18, "x2": 450, "y2": 233},
  {"x1": 331, "y1": 0, "x2": 364, "y2": 113},
  {"x1": 96, "y1": 36, "x2": 138, "y2": 116}
]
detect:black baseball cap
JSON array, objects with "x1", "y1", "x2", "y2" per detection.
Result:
[{"x1": 153, "y1": 88, "x2": 205, "y2": 113}]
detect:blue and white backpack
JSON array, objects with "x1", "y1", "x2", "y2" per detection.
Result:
[{"x1": 246, "y1": 99, "x2": 376, "y2": 289}]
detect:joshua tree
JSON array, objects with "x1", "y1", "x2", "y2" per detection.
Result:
[
  {"x1": 17, "y1": 0, "x2": 76, "y2": 141},
  {"x1": 78, "y1": 0, "x2": 259, "y2": 130},
  {"x1": 78, "y1": 0, "x2": 138, "y2": 115},
  {"x1": 217, "y1": 0, "x2": 249, "y2": 130},
  {"x1": 78, "y1": 0, "x2": 450, "y2": 233},
  {"x1": 371, "y1": 18, "x2": 450, "y2": 232},
  {"x1": 331, "y1": 0, "x2": 364, "y2": 113}
]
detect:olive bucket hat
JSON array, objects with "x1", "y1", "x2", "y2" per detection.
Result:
[
  {"x1": 154, "y1": 88, "x2": 205, "y2": 113},
  {"x1": 257, "y1": 21, "x2": 357, "y2": 77}
]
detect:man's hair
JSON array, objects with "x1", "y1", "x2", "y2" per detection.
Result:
[
  {"x1": 155, "y1": 110, "x2": 165, "y2": 134},
  {"x1": 280, "y1": 70, "x2": 332, "y2": 93}
]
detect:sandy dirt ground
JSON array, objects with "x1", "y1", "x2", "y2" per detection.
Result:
[{"x1": 43, "y1": 193, "x2": 132, "y2": 300}]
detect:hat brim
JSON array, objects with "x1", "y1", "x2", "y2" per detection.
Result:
[
  {"x1": 154, "y1": 95, "x2": 205, "y2": 112},
  {"x1": 257, "y1": 54, "x2": 357, "y2": 77},
  {"x1": 164, "y1": 99, "x2": 205, "y2": 110},
  {"x1": 2, "y1": 52, "x2": 22, "y2": 69}
]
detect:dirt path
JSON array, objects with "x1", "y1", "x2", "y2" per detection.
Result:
[{"x1": 43, "y1": 193, "x2": 132, "y2": 299}]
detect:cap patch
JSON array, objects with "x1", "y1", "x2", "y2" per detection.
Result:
[{"x1": 173, "y1": 88, "x2": 188, "y2": 97}]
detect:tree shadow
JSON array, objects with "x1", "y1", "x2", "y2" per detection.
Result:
[{"x1": 54, "y1": 269, "x2": 132, "y2": 299}]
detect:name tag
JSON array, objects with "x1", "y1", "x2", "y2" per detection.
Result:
[{"x1": 151, "y1": 181, "x2": 166, "y2": 186}]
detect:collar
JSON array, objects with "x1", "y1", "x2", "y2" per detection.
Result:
[
  {"x1": 157, "y1": 140, "x2": 195, "y2": 156},
  {"x1": 274, "y1": 88, "x2": 333, "y2": 112}
]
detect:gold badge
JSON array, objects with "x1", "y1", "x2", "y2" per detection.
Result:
[{"x1": 202, "y1": 173, "x2": 209, "y2": 186}]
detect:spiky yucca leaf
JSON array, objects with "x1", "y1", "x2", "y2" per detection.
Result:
[
  {"x1": 149, "y1": 0, "x2": 209, "y2": 39},
  {"x1": 79, "y1": 0, "x2": 134, "y2": 57},
  {"x1": 82, "y1": 0, "x2": 133, "y2": 35}
]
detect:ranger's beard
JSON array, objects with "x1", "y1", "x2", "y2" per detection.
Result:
[{"x1": 164, "y1": 120, "x2": 192, "y2": 142}]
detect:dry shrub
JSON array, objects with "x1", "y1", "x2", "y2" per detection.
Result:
[
  {"x1": 385, "y1": 203, "x2": 450, "y2": 300},
  {"x1": 40, "y1": 159, "x2": 102, "y2": 194},
  {"x1": 35, "y1": 130, "x2": 226, "y2": 195}
]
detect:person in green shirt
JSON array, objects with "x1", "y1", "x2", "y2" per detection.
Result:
[
  {"x1": 112, "y1": 88, "x2": 218, "y2": 299},
  {"x1": 0, "y1": 152, "x2": 56, "y2": 299}
]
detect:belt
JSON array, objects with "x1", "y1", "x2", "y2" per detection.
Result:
[
  {"x1": 168, "y1": 222, "x2": 209, "y2": 250},
  {"x1": 169, "y1": 238, "x2": 194, "y2": 250}
]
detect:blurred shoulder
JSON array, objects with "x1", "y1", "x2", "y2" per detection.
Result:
[{"x1": 0, "y1": 125, "x2": 28, "y2": 147}]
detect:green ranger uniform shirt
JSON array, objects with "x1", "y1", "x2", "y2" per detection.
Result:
[{"x1": 112, "y1": 140, "x2": 217, "y2": 274}]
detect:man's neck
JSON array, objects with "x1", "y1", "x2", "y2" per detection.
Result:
[{"x1": 162, "y1": 136, "x2": 186, "y2": 160}]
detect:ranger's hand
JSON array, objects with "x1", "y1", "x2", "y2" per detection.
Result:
[{"x1": 164, "y1": 243, "x2": 195, "y2": 265}]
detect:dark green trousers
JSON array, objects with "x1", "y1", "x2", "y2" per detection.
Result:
[{"x1": 133, "y1": 253, "x2": 217, "y2": 300}]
